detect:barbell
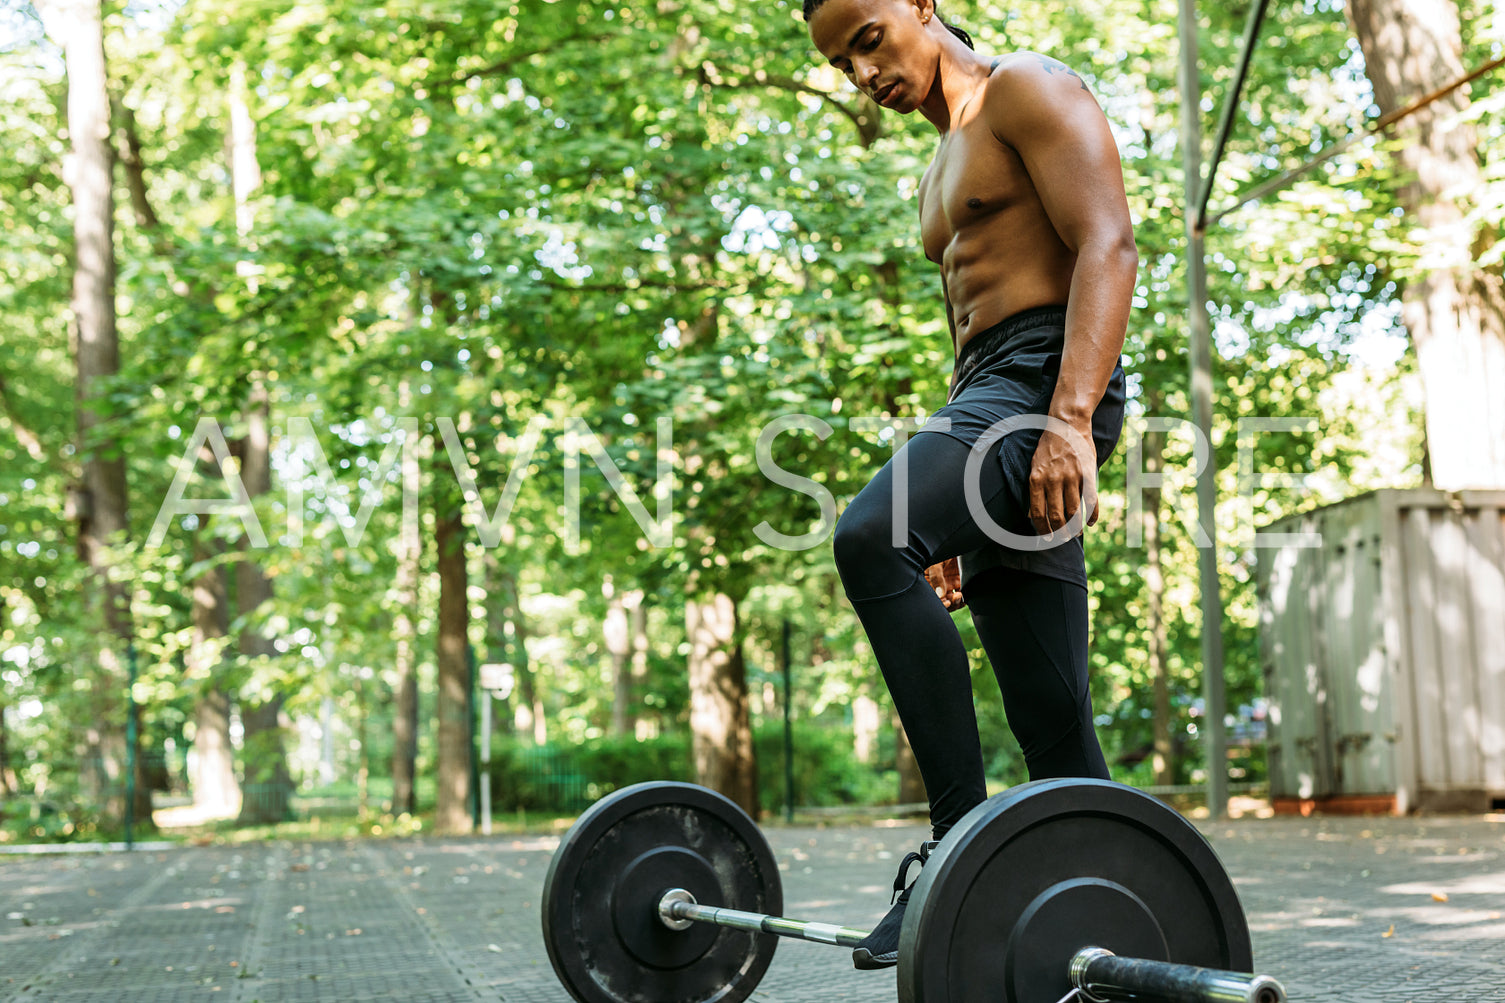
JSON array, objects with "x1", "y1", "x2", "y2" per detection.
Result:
[{"x1": 540, "y1": 778, "x2": 1287, "y2": 1003}]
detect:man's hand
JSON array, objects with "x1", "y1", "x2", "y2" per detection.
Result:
[
  {"x1": 1027, "y1": 418, "x2": 1099, "y2": 540},
  {"x1": 925, "y1": 558, "x2": 966, "y2": 611}
]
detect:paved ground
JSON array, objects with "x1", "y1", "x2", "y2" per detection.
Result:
[{"x1": 2, "y1": 811, "x2": 1503, "y2": 1002}]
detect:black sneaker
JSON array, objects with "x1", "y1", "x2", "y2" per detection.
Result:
[{"x1": 852, "y1": 840, "x2": 938, "y2": 970}]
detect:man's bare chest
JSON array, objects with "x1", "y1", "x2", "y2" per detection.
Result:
[{"x1": 918, "y1": 123, "x2": 1041, "y2": 264}]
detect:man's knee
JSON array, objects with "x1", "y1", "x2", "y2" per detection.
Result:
[
  {"x1": 832, "y1": 501, "x2": 892, "y2": 581},
  {"x1": 1020, "y1": 719, "x2": 1109, "y2": 781}
]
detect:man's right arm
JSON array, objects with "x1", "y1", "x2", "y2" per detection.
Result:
[
  {"x1": 984, "y1": 56, "x2": 1136, "y2": 536},
  {"x1": 928, "y1": 263, "x2": 966, "y2": 610}
]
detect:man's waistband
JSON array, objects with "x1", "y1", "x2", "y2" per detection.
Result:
[{"x1": 952, "y1": 304, "x2": 1067, "y2": 391}]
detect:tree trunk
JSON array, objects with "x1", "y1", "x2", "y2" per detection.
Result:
[
  {"x1": 853, "y1": 692, "x2": 880, "y2": 765},
  {"x1": 433, "y1": 489, "x2": 472, "y2": 834},
  {"x1": 188, "y1": 530, "x2": 239, "y2": 815},
  {"x1": 1141, "y1": 404, "x2": 1175, "y2": 787},
  {"x1": 391, "y1": 643, "x2": 420, "y2": 815},
  {"x1": 235, "y1": 385, "x2": 294, "y2": 825},
  {"x1": 236, "y1": 697, "x2": 292, "y2": 824},
  {"x1": 1346, "y1": 0, "x2": 1505, "y2": 490},
  {"x1": 192, "y1": 684, "x2": 238, "y2": 814},
  {"x1": 0, "y1": 702, "x2": 16, "y2": 797},
  {"x1": 481, "y1": 551, "x2": 514, "y2": 738},
  {"x1": 225, "y1": 72, "x2": 291, "y2": 826},
  {"x1": 317, "y1": 697, "x2": 335, "y2": 788},
  {"x1": 52, "y1": 0, "x2": 146, "y2": 829},
  {"x1": 390, "y1": 414, "x2": 422, "y2": 815},
  {"x1": 109, "y1": 93, "x2": 160, "y2": 235},
  {"x1": 605, "y1": 583, "x2": 632, "y2": 736},
  {"x1": 501, "y1": 570, "x2": 546, "y2": 744},
  {"x1": 227, "y1": 62, "x2": 261, "y2": 252},
  {"x1": 895, "y1": 717, "x2": 926, "y2": 805},
  {"x1": 687, "y1": 592, "x2": 758, "y2": 815},
  {"x1": 629, "y1": 593, "x2": 650, "y2": 738},
  {"x1": 355, "y1": 679, "x2": 370, "y2": 820}
]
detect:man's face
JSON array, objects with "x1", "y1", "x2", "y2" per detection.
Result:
[{"x1": 808, "y1": 0, "x2": 936, "y2": 114}]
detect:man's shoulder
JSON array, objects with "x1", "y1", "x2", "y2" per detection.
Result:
[
  {"x1": 980, "y1": 50, "x2": 1097, "y2": 142},
  {"x1": 984, "y1": 51, "x2": 1093, "y2": 97}
]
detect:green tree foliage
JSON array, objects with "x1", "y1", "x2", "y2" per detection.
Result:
[{"x1": 2, "y1": 0, "x2": 1498, "y2": 832}]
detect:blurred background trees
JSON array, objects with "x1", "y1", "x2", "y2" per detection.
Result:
[{"x1": 0, "y1": 0, "x2": 1498, "y2": 838}]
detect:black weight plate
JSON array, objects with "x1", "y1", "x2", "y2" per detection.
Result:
[
  {"x1": 542, "y1": 782, "x2": 783, "y2": 1003},
  {"x1": 612, "y1": 846, "x2": 722, "y2": 968},
  {"x1": 897, "y1": 778, "x2": 1252, "y2": 1003}
]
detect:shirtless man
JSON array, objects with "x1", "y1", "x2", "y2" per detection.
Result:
[{"x1": 803, "y1": 0, "x2": 1138, "y2": 969}]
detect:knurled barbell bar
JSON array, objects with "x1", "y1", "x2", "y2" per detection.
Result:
[{"x1": 540, "y1": 778, "x2": 1288, "y2": 1003}]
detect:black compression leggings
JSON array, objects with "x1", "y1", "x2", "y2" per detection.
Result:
[{"x1": 833, "y1": 430, "x2": 1109, "y2": 841}]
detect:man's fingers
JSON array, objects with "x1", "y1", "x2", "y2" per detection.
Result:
[
  {"x1": 1027, "y1": 422, "x2": 1101, "y2": 539},
  {"x1": 1032, "y1": 481, "x2": 1097, "y2": 538},
  {"x1": 1028, "y1": 473, "x2": 1048, "y2": 534},
  {"x1": 1030, "y1": 505, "x2": 1051, "y2": 536},
  {"x1": 1033, "y1": 483, "x2": 1071, "y2": 537},
  {"x1": 1058, "y1": 479, "x2": 1079, "y2": 533},
  {"x1": 1030, "y1": 470, "x2": 1066, "y2": 536}
]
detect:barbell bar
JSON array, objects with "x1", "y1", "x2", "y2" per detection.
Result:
[
  {"x1": 656, "y1": 887, "x2": 872, "y2": 946},
  {"x1": 1069, "y1": 948, "x2": 1286, "y2": 1003},
  {"x1": 540, "y1": 779, "x2": 1289, "y2": 1003},
  {"x1": 652, "y1": 888, "x2": 1284, "y2": 1003}
]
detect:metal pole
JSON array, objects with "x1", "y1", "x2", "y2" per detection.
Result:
[
  {"x1": 1176, "y1": 0, "x2": 1229, "y2": 819},
  {"x1": 468, "y1": 644, "x2": 481, "y2": 831},
  {"x1": 124, "y1": 641, "x2": 139, "y2": 850},
  {"x1": 1195, "y1": 0, "x2": 1271, "y2": 232},
  {"x1": 781, "y1": 619, "x2": 794, "y2": 824},
  {"x1": 480, "y1": 692, "x2": 493, "y2": 836}
]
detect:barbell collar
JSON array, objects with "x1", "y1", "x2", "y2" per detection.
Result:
[{"x1": 1069, "y1": 947, "x2": 1287, "y2": 1003}]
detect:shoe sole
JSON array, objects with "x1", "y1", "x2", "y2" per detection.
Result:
[{"x1": 852, "y1": 948, "x2": 899, "y2": 970}]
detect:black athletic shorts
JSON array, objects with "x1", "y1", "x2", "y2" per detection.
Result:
[{"x1": 917, "y1": 305, "x2": 1126, "y2": 589}]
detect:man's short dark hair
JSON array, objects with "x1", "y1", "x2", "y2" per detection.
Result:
[{"x1": 801, "y1": 0, "x2": 976, "y2": 50}]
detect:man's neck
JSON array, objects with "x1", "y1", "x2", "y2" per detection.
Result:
[{"x1": 919, "y1": 41, "x2": 999, "y2": 133}]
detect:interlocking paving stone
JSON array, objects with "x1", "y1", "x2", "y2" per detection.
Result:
[{"x1": 2, "y1": 810, "x2": 1502, "y2": 1001}]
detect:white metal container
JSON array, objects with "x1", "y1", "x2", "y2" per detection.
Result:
[{"x1": 1256, "y1": 489, "x2": 1505, "y2": 813}]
